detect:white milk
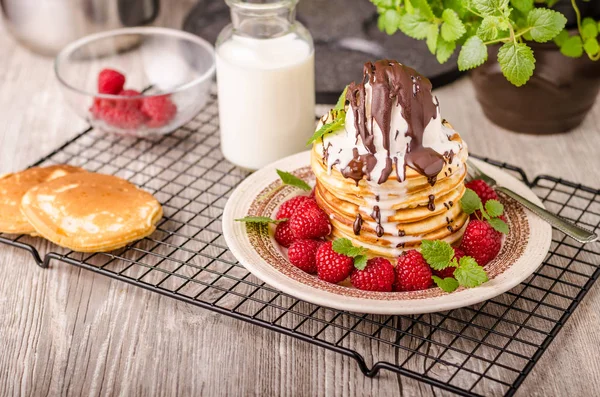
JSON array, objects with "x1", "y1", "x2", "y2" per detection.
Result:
[{"x1": 216, "y1": 33, "x2": 315, "y2": 170}]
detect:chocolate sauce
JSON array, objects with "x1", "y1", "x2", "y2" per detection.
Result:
[
  {"x1": 427, "y1": 194, "x2": 435, "y2": 211},
  {"x1": 448, "y1": 200, "x2": 454, "y2": 207},
  {"x1": 396, "y1": 243, "x2": 405, "y2": 249},
  {"x1": 447, "y1": 225, "x2": 454, "y2": 232},
  {"x1": 371, "y1": 205, "x2": 384, "y2": 237},
  {"x1": 353, "y1": 213, "x2": 363, "y2": 235},
  {"x1": 341, "y1": 148, "x2": 377, "y2": 186},
  {"x1": 398, "y1": 229, "x2": 405, "y2": 237},
  {"x1": 345, "y1": 60, "x2": 446, "y2": 185},
  {"x1": 443, "y1": 202, "x2": 449, "y2": 210}
]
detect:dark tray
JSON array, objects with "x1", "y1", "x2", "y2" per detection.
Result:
[{"x1": 1, "y1": 94, "x2": 599, "y2": 397}]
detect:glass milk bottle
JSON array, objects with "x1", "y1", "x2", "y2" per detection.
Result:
[{"x1": 216, "y1": 0, "x2": 315, "y2": 170}]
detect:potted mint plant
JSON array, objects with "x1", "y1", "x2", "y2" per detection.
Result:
[{"x1": 371, "y1": 0, "x2": 600, "y2": 133}]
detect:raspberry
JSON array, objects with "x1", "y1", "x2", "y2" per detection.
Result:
[
  {"x1": 465, "y1": 179, "x2": 498, "y2": 204},
  {"x1": 459, "y1": 220, "x2": 502, "y2": 266},
  {"x1": 141, "y1": 95, "x2": 177, "y2": 128},
  {"x1": 288, "y1": 239, "x2": 322, "y2": 273},
  {"x1": 101, "y1": 106, "x2": 148, "y2": 130},
  {"x1": 395, "y1": 250, "x2": 433, "y2": 291},
  {"x1": 117, "y1": 89, "x2": 143, "y2": 110},
  {"x1": 98, "y1": 69, "x2": 125, "y2": 94},
  {"x1": 289, "y1": 200, "x2": 331, "y2": 240},
  {"x1": 315, "y1": 241, "x2": 354, "y2": 283},
  {"x1": 274, "y1": 221, "x2": 296, "y2": 248},
  {"x1": 350, "y1": 257, "x2": 395, "y2": 292},
  {"x1": 432, "y1": 247, "x2": 464, "y2": 278},
  {"x1": 276, "y1": 195, "x2": 313, "y2": 220}
]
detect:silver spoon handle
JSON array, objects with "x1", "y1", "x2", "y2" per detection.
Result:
[{"x1": 496, "y1": 187, "x2": 598, "y2": 243}]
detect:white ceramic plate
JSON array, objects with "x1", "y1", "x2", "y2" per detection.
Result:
[{"x1": 223, "y1": 152, "x2": 552, "y2": 315}]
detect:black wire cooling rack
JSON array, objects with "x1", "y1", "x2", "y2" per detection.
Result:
[{"x1": 1, "y1": 94, "x2": 599, "y2": 397}]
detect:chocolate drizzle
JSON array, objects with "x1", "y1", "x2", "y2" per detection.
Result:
[
  {"x1": 371, "y1": 205, "x2": 384, "y2": 237},
  {"x1": 427, "y1": 194, "x2": 435, "y2": 211},
  {"x1": 353, "y1": 213, "x2": 363, "y2": 236},
  {"x1": 345, "y1": 60, "x2": 445, "y2": 185}
]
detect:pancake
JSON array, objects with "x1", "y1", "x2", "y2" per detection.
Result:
[
  {"x1": 21, "y1": 172, "x2": 163, "y2": 252},
  {"x1": 0, "y1": 165, "x2": 85, "y2": 234}
]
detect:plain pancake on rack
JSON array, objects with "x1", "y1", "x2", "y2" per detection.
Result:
[
  {"x1": 311, "y1": 60, "x2": 469, "y2": 258},
  {"x1": 20, "y1": 172, "x2": 163, "y2": 252},
  {"x1": 0, "y1": 165, "x2": 86, "y2": 234}
]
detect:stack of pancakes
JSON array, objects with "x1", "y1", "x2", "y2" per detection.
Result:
[{"x1": 311, "y1": 60, "x2": 469, "y2": 258}]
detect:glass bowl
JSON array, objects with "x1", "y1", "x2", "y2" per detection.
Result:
[{"x1": 55, "y1": 27, "x2": 215, "y2": 137}]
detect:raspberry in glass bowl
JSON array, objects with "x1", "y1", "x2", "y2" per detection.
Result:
[{"x1": 55, "y1": 27, "x2": 215, "y2": 137}]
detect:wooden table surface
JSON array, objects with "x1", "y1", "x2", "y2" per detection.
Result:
[{"x1": 1, "y1": 15, "x2": 600, "y2": 397}]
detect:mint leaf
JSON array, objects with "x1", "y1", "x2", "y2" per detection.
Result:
[
  {"x1": 443, "y1": 0, "x2": 467, "y2": 18},
  {"x1": 432, "y1": 275, "x2": 460, "y2": 293},
  {"x1": 399, "y1": 8, "x2": 432, "y2": 39},
  {"x1": 334, "y1": 86, "x2": 348, "y2": 111},
  {"x1": 582, "y1": 17, "x2": 599, "y2": 40},
  {"x1": 553, "y1": 29, "x2": 569, "y2": 47},
  {"x1": 332, "y1": 238, "x2": 368, "y2": 258},
  {"x1": 421, "y1": 239, "x2": 454, "y2": 270},
  {"x1": 510, "y1": 0, "x2": 533, "y2": 14},
  {"x1": 276, "y1": 169, "x2": 312, "y2": 192},
  {"x1": 354, "y1": 255, "x2": 368, "y2": 270},
  {"x1": 488, "y1": 217, "x2": 509, "y2": 234},
  {"x1": 458, "y1": 36, "x2": 488, "y2": 71},
  {"x1": 436, "y1": 36, "x2": 456, "y2": 64},
  {"x1": 477, "y1": 16, "x2": 508, "y2": 41},
  {"x1": 497, "y1": 42, "x2": 535, "y2": 87},
  {"x1": 560, "y1": 36, "x2": 584, "y2": 58},
  {"x1": 379, "y1": 9, "x2": 402, "y2": 35},
  {"x1": 484, "y1": 199, "x2": 504, "y2": 218},
  {"x1": 235, "y1": 216, "x2": 286, "y2": 224},
  {"x1": 460, "y1": 188, "x2": 482, "y2": 215},
  {"x1": 455, "y1": 256, "x2": 489, "y2": 288},
  {"x1": 441, "y1": 9, "x2": 466, "y2": 41},
  {"x1": 527, "y1": 8, "x2": 567, "y2": 43},
  {"x1": 306, "y1": 111, "x2": 345, "y2": 145},
  {"x1": 426, "y1": 24, "x2": 439, "y2": 54},
  {"x1": 471, "y1": 0, "x2": 509, "y2": 16},
  {"x1": 584, "y1": 38, "x2": 600, "y2": 57}
]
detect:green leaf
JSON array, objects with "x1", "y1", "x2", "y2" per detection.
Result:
[
  {"x1": 426, "y1": 24, "x2": 439, "y2": 54},
  {"x1": 460, "y1": 188, "x2": 482, "y2": 215},
  {"x1": 560, "y1": 35, "x2": 584, "y2": 58},
  {"x1": 584, "y1": 38, "x2": 600, "y2": 57},
  {"x1": 405, "y1": 0, "x2": 415, "y2": 14},
  {"x1": 582, "y1": 17, "x2": 599, "y2": 40},
  {"x1": 553, "y1": 29, "x2": 569, "y2": 47},
  {"x1": 380, "y1": 9, "x2": 402, "y2": 35},
  {"x1": 334, "y1": 86, "x2": 348, "y2": 111},
  {"x1": 306, "y1": 111, "x2": 345, "y2": 146},
  {"x1": 471, "y1": 0, "x2": 509, "y2": 17},
  {"x1": 421, "y1": 239, "x2": 454, "y2": 270},
  {"x1": 432, "y1": 276, "x2": 460, "y2": 292},
  {"x1": 436, "y1": 36, "x2": 456, "y2": 63},
  {"x1": 497, "y1": 42, "x2": 535, "y2": 87},
  {"x1": 416, "y1": 0, "x2": 435, "y2": 20},
  {"x1": 443, "y1": 0, "x2": 467, "y2": 18},
  {"x1": 510, "y1": 0, "x2": 533, "y2": 14},
  {"x1": 484, "y1": 199, "x2": 504, "y2": 218},
  {"x1": 441, "y1": 9, "x2": 466, "y2": 41},
  {"x1": 458, "y1": 36, "x2": 488, "y2": 71},
  {"x1": 332, "y1": 238, "x2": 368, "y2": 258},
  {"x1": 276, "y1": 169, "x2": 312, "y2": 192},
  {"x1": 235, "y1": 216, "x2": 286, "y2": 224},
  {"x1": 527, "y1": 8, "x2": 567, "y2": 43},
  {"x1": 488, "y1": 217, "x2": 509, "y2": 234},
  {"x1": 399, "y1": 7, "x2": 432, "y2": 39},
  {"x1": 354, "y1": 255, "x2": 368, "y2": 270},
  {"x1": 477, "y1": 16, "x2": 509, "y2": 41},
  {"x1": 455, "y1": 256, "x2": 489, "y2": 288}
]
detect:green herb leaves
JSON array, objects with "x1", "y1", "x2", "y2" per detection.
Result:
[
  {"x1": 421, "y1": 239, "x2": 489, "y2": 293},
  {"x1": 332, "y1": 238, "x2": 368, "y2": 270},
  {"x1": 306, "y1": 110, "x2": 345, "y2": 146},
  {"x1": 527, "y1": 9, "x2": 567, "y2": 43},
  {"x1": 235, "y1": 216, "x2": 286, "y2": 224},
  {"x1": 460, "y1": 187, "x2": 509, "y2": 234},
  {"x1": 555, "y1": 17, "x2": 600, "y2": 60},
  {"x1": 497, "y1": 42, "x2": 535, "y2": 87},
  {"x1": 334, "y1": 86, "x2": 348, "y2": 111},
  {"x1": 276, "y1": 170, "x2": 311, "y2": 192},
  {"x1": 441, "y1": 9, "x2": 466, "y2": 42},
  {"x1": 458, "y1": 36, "x2": 488, "y2": 71}
]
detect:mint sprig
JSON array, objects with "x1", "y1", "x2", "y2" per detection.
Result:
[
  {"x1": 306, "y1": 109, "x2": 345, "y2": 146},
  {"x1": 421, "y1": 239, "x2": 488, "y2": 293},
  {"x1": 235, "y1": 216, "x2": 286, "y2": 224},
  {"x1": 460, "y1": 187, "x2": 509, "y2": 234},
  {"x1": 332, "y1": 238, "x2": 368, "y2": 270},
  {"x1": 334, "y1": 86, "x2": 348, "y2": 111},
  {"x1": 276, "y1": 169, "x2": 311, "y2": 192}
]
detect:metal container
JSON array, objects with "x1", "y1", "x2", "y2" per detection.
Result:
[{"x1": 0, "y1": 0, "x2": 159, "y2": 56}]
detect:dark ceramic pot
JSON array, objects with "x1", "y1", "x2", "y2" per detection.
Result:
[{"x1": 471, "y1": 39, "x2": 600, "y2": 134}]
